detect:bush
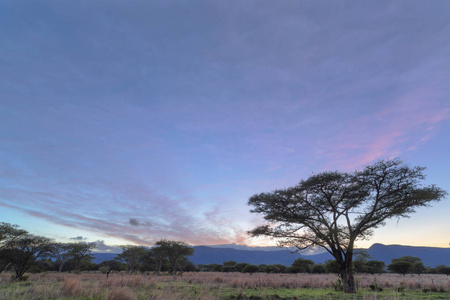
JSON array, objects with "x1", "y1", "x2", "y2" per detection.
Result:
[{"x1": 242, "y1": 265, "x2": 260, "y2": 275}]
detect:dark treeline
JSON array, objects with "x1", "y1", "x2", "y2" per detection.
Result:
[
  {"x1": 1, "y1": 223, "x2": 449, "y2": 279},
  {"x1": 0, "y1": 223, "x2": 194, "y2": 279},
  {"x1": 198, "y1": 255, "x2": 450, "y2": 276}
]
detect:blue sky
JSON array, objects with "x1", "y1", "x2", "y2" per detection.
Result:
[{"x1": 1, "y1": 1, "x2": 449, "y2": 250}]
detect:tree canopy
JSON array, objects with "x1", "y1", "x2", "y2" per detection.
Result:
[
  {"x1": 248, "y1": 159, "x2": 446, "y2": 293},
  {"x1": 153, "y1": 239, "x2": 194, "y2": 274}
]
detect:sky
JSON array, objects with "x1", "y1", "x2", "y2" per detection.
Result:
[{"x1": 1, "y1": 1, "x2": 449, "y2": 251}]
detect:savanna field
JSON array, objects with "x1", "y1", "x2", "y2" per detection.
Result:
[{"x1": 0, "y1": 272, "x2": 448, "y2": 300}]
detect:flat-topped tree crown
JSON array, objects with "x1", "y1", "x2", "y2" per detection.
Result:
[{"x1": 248, "y1": 158, "x2": 447, "y2": 293}]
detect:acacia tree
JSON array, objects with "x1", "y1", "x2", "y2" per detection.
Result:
[
  {"x1": 144, "y1": 246, "x2": 168, "y2": 275},
  {"x1": 68, "y1": 242, "x2": 96, "y2": 272},
  {"x1": 290, "y1": 258, "x2": 315, "y2": 273},
  {"x1": 0, "y1": 223, "x2": 28, "y2": 273},
  {"x1": 51, "y1": 243, "x2": 73, "y2": 272},
  {"x1": 115, "y1": 245, "x2": 148, "y2": 273},
  {"x1": 248, "y1": 159, "x2": 446, "y2": 293},
  {"x1": 154, "y1": 239, "x2": 194, "y2": 274},
  {"x1": 1, "y1": 234, "x2": 54, "y2": 279}
]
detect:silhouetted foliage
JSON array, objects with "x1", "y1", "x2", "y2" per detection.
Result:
[
  {"x1": 1, "y1": 234, "x2": 54, "y2": 279},
  {"x1": 311, "y1": 264, "x2": 326, "y2": 274},
  {"x1": 291, "y1": 258, "x2": 315, "y2": 273},
  {"x1": 366, "y1": 260, "x2": 385, "y2": 274},
  {"x1": 116, "y1": 245, "x2": 148, "y2": 274},
  {"x1": 66, "y1": 242, "x2": 95, "y2": 272},
  {"x1": 324, "y1": 259, "x2": 341, "y2": 274},
  {"x1": 435, "y1": 265, "x2": 450, "y2": 276},
  {"x1": 242, "y1": 264, "x2": 259, "y2": 275},
  {"x1": 154, "y1": 239, "x2": 194, "y2": 274},
  {"x1": 248, "y1": 159, "x2": 447, "y2": 292},
  {"x1": 388, "y1": 256, "x2": 424, "y2": 276}
]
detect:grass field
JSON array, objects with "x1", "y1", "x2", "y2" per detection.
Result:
[{"x1": 0, "y1": 272, "x2": 448, "y2": 299}]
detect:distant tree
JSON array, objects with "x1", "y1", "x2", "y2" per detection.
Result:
[
  {"x1": 222, "y1": 265, "x2": 235, "y2": 272},
  {"x1": 435, "y1": 265, "x2": 450, "y2": 276},
  {"x1": 29, "y1": 259, "x2": 55, "y2": 273},
  {"x1": 212, "y1": 264, "x2": 224, "y2": 272},
  {"x1": 274, "y1": 264, "x2": 288, "y2": 273},
  {"x1": 388, "y1": 261, "x2": 412, "y2": 276},
  {"x1": 242, "y1": 264, "x2": 260, "y2": 275},
  {"x1": 258, "y1": 264, "x2": 268, "y2": 272},
  {"x1": 324, "y1": 259, "x2": 341, "y2": 274},
  {"x1": 235, "y1": 262, "x2": 249, "y2": 272},
  {"x1": 99, "y1": 260, "x2": 122, "y2": 278},
  {"x1": 366, "y1": 260, "x2": 385, "y2": 274},
  {"x1": 353, "y1": 249, "x2": 371, "y2": 273},
  {"x1": 222, "y1": 261, "x2": 237, "y2": 272},
  {"x1": 116, "y1": 245, "x2": 147, "y2": 274},
  {"x1": 223, "y1": 261, "x2": 237, "y2": 266},
  {"x1": 199, "y1": 263, "x2": 221, "y2": 272},
  {"x1": 311, "y1": 264, "x2": 326, "y2": 274},
  {"x1": 180, "y1": 259, "x2": 198, "y2": 272},
  {"x1": 51, "y1": 243, "x2": 73, "y2": 272},
  {"x1": 0, "y1": 223, "x2": 28, "y2": 274},
  {"x1": 413, "y1": 261, "x2": 426, "y2": 276},
  {"x1": 68, "y1": 242, "x2": 95, "y2": 272},
  {"x1": 0, "y1": 223, "x2": 27, "y2": 249},
  {"x1": 264, "y1": 264, "x2": 279, "y2": 273},
  {"x1": 1, "y1": 234, "x2": 54, "y2": 279},
  {"x1": 265, "y1": 264, "x2": 287, "y2": 273},
  {"x1": 248, "y1": 159, "x2": 447, "y2": 293},
  {"x1": 154, "y1": 240, "x2": 194, "y2": 274},
  {"x1": 388, "y1": 256, "x2": 425, "y2": 276},
  {"x1": 144, "y1": 246, "x2": 169, "y2": 275},
  {"x1": 392, "y1": 256, "x2": 422, "y2": 265},
  {"x1": 291, "y1": 258, "x2": 315, "y2": 273}
]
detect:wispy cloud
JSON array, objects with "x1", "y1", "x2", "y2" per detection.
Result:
[{"x1": 0, "y1": 1, "x2": 449, "y2": 247}]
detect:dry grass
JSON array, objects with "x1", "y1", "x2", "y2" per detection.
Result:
[
  {"x1": 0, "y1": 272, "x2": 448, "y2": 299},
  {"x1": 106, "y1": 287, "x2": 137, "y2": 300}
]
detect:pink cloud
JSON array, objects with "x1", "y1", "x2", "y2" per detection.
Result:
[{"x1": 321, "y1": 87, "x2": 449, "y2": 171}]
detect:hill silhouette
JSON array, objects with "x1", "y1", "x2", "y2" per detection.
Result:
[{"x1": 93, "y1": 244, "x2": 449, "y2": 267}]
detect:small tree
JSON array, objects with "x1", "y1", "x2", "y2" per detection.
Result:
[
  {"x1": 0, "y1": 223, "x2": 28, "y2": 274},
  {"x1": 67, "y1": 242, "x2": 95, "y2": 272},
  {"x1": 388, "y1": 256, "x2": 423, "y2": 276},
  {"x1": 144, "y1": 246, "x2": 168, "y2": 275},
  {"x1": 222, "y1": 261, "x2": 237, "y2": 272},
  {"x1": 242, "y1": 264, "x2": 260, "y2": 275},
  {"x1": 366, "y1": 260, "x2": 385, "y2": 274},
  {"x1": 235, "y1": 262, "x2": 249, "y2": 272},
  {"x1": 353, "y1": 249, "x2": 371, "y2": 273},
  {"x1": 435, "y1": 265, "x2": 450, "y2": 276},
  {"x1": 1, "y1": 234, "x2": 54, "y2": 279},
  {"x1": 99, "y1": 260, "x2": 122, "y2": 278},
  {"x1": 291, "y1": 258, "x2": 315, "y2": 273},
  {"x1": 388, "y1": 261, "x2": 412, "y2": 276},
  {"x1": 51, "y1": 243, "x2": 73, "y2": 272},
  {"x1": 153, "y1": 240, "x2": 194, "y2": 275},
  {"x1": 116, "y1": 245, "x2": 148, "y2": 274},
  {"x1": 0, "y1": 223, "x2": 27, "y2": 249},
  {"x1": 311, "y1": 264, "x2": 326, "y2": 274},
  {"x1": 324, "y1": 259, "x2": 341, "y2": 274},
  {"x1": 248, "y1": 159, "x2": 446, "y2": 293}
]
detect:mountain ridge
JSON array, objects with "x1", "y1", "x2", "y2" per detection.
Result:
[{"x1": 92, "y1": 244, "x2": 449, "y2": 267}]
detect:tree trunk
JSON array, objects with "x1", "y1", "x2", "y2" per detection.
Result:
[
  {"x1": 0, "y1": 263, "x2": 11, "y2": 274},
  {"x1": 340, "y1": 258, "x2": 356, "y2": 293},
  {"x1": 156, "y1": 260, "x2": 162, "y2": 276}
]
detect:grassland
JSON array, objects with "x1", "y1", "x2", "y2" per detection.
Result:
[{"x1": 0, "y1": 272, "x2": 448, "y2": 299}]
